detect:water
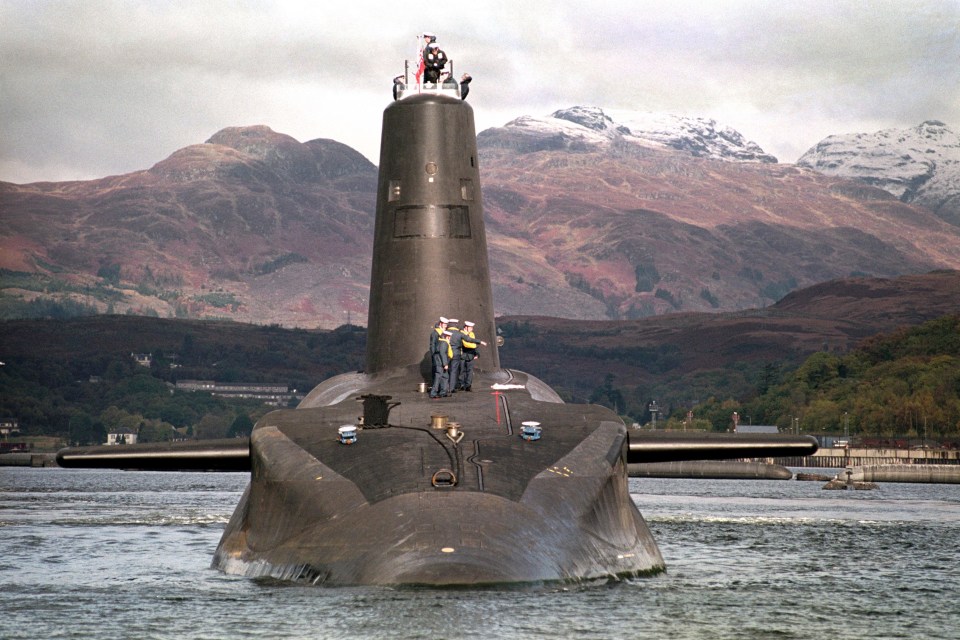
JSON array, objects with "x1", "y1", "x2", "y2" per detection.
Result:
[{"x1": 2, "y1": 468, "x2": 958, "y2": 639}]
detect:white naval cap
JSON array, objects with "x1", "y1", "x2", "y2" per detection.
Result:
[
  {"x1": 464, "y1": 320, "x2": 475, "y2": 327},
  {"x1": 439, "y1": 316, "x2": 449, "y2": 323}
]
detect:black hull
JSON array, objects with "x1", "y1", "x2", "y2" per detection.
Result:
[{"x1": 212, "y1": 368, "x2": 665, "y2": 585}]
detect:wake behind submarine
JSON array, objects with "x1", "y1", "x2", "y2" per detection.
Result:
[{"x1": 57, "y1": 38, "x2": 817, "y2": 586}]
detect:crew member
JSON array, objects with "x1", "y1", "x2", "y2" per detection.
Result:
[
  {"x1": 459, "y1": 320, "x2": 487, "y2": 392},
  {"x1": 432, "y1": 329, "x2": 454, "y2": 398},
  {"x1": 459, "y1": 73, "x2": 472, "y2": 100},
  {"x1": 422, "y1": 42, "x2": 447, "y2": 84},
  {"x1": 447, "y1": 319, "x2": 464, "y2": 392},
  {"x1": 392, "y1": 74, "x2": 405, "y2": 100},
  {"x1": 429, "y1": 316, "x2": 448, "y2": 398},
  {"x1": 415, "y1": 32, "x2": 437, "y2": 85}
]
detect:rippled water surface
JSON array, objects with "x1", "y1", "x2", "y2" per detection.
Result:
[{"x1": 2, "y1": 468, "x2": 958, "y2": 639}]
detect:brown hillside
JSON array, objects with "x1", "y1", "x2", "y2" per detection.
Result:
[
  {"x1": 479, "y1": 140, "x2": 960, "y2": 320},
  {"x1": 0, "y1": 272, "x2": 954, "y2": 423},
  {"x1": 497, "y1": 270, "x2": 960, "y2": 396},
  {"x1": 1, "y1": 126, "x2": 376, "y2": 327},
  {"x1": 2, "y1": 124, "x2": 959, "y2": 327}
]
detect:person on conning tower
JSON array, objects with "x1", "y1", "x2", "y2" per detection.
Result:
[
  {"x1": 393, "y1": 33, "x2": 472, "y2": 100},
  {"x1": 422, "y1": 42, "x2": 447, "y2": 84},
  {"x1": 414, "y1": 32, "x2": 435, "y2": 84}
]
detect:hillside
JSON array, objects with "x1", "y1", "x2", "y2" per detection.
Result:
[
  {"x1": 2, "y1": 271, "x2": 956, "y2": 436},
  {"x1": 3, "y1": 111, "x2": 960, "y2": 327},
  {"x1": 497, "y1": 270, "x2": 960, "y2": 404},
  {"x1": 0, "y1": 126, "x2": 377, "y2": 327}
]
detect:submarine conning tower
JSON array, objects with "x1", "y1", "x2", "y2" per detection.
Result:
[{"x1": 365, "y1": 93, "x2": 500, "y2": 375}]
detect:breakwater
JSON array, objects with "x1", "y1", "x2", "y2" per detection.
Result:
[
  {"x1": 849, "y1": 464, "x2": 960, "y2": 484},
  {"x1": 629, "y1": 460, "x2": 792, "y2": 480},
  {"x1": 0, "y1": 453, "x2": 57, "y2": 467}
]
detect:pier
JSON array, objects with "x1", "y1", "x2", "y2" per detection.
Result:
[{"x1": 775, "y1": 445, "x2": 960, "y2": 468}]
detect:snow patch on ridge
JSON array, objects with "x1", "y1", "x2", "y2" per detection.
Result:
[
  {"x1": 489, "y1": 106, "x2": 778, "y2": 164},
  {"x1": 797, "y1": 121, "x2": 960, "y2": 224}
]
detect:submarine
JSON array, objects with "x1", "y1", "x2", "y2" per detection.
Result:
[{"x1": 57, "y1": 40, "x2": 818, "y2": 586}]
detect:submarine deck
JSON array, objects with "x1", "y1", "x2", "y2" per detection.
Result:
[
  {"x1": 257, "y1": 369, "x2": 627, "y2": 505},
  {"x1": 214, "y1": 368, "x2": 664, "y2": 585}
]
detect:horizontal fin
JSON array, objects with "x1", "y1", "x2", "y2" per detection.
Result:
[
  {"x1": 56, "y1": 438, "x2": 250, "y2": 471},
  {"x1": 627, "y1": 432, "x2": 817, "y2": 463}
]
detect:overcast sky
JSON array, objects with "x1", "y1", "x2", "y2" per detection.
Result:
[{"x1": 2, "y1": 0, "x2": 958, "y2": 184}]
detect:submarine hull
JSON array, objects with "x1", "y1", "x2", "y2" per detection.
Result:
[
  {"x1": 213, "y1": 90, "x2": 666, "y2": 585},
  {"x1": 213, "y1": 369, "x2": 664, "y2": 585}
]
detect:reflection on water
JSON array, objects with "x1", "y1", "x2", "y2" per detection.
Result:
[{"x1": 1, "y1": 468, "x2": 958, "y2": 639}]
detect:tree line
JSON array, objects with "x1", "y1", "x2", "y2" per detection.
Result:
[
  {"x1": 2, "y1": 314, "x2": 956, "y2": 448},
  {"x1": 0, "y1": 317, "x2": 366, "y2": 448},
  {"x1": 643, "y1": 315, "x2": 960, "y2": 439}
]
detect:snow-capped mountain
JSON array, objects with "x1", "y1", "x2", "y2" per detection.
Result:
[
  {"x1": 797, "y1": 121, "x2": 960, "y2": 226},
  {"x1": 479, "y1": 106, "x2": 778, "y2": 164}
]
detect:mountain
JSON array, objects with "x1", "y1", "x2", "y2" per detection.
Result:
[
  {"x1": 485, "y1": 106, "x2": 779, "y2": 163},
  {"x1": 1, "y1": 126, "x2": 377, "y2": 327},
  {"x1": 478, "y1": 109, "x2": 960, "y2": 320},
  {"x1": 797, "y1": 120, "x2": 960, "y2": 226},
  {"x1": 2, "y1": 111, "x2": 960, "y2": 328}
]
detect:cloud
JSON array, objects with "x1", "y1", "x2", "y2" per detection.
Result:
[{"x1": 2, "y1": 0, "x2": 958, "y2": 182}]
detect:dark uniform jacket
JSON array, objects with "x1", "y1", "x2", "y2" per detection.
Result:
[
  {"x1": 429, "y1": 327, "x2": 443, "y2": 355},
  {"x1": 438, "y1": 337, "x2": 452, "y2": 366},
  {"x1": 448, "y1": 329, "x2": 464, "y2": 358},
  {"x1": 423, "y1": 48, "x2": 447, "y2": 82}
]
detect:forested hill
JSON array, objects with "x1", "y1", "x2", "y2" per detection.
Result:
[
  {"x1": 0, "y1": 317, "x2": 366, "y2": 445},
  {"x1": 1, "y1": 271, "x2": 958, "y2": 445},
  {"x1": 732, "y1": 315, "x2": 960, "y2": 439}
]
